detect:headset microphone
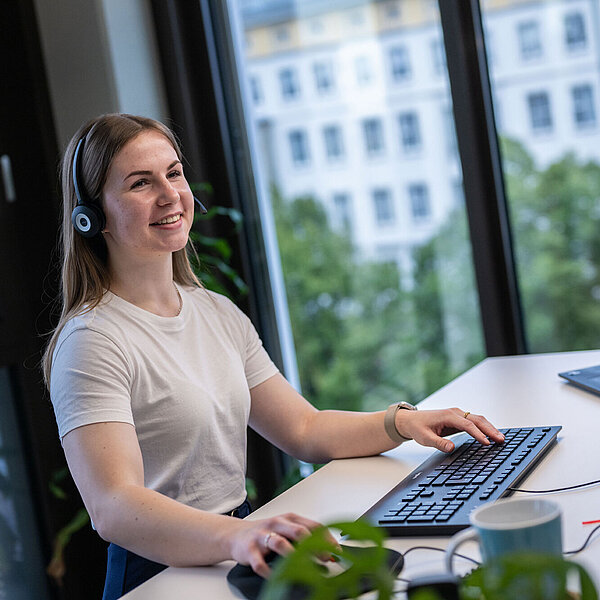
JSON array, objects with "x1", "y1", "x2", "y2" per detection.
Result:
[
  {"x1": 71, "y1": 137, "x2": 106, "y2": 238},
  {"x1": 194, "y1": 196, "x2": 208, "y2": 214}
]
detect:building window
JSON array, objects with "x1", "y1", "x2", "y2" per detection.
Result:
[
  {"x1": 333, "y1": 192, "x2": 352, "y2": 230},
  {"x1": 279, "y1": 68, "x2": 300, "y2": 100},
  {"x1": 249, "y1": 76, "x2": 262, "y2": 105},
  {"x1": 313, "y1": 61, "x2": 335, "y2": 94},
  {"x1": 274, "y1": 26, "x2": 290, "y2": 43},
  {"x1": 389, "y1": 45, "x2": 411, "y2": 82},
  {"x1": 564, "y1": 12, "x2": 587, "y2": 52},
  {"x1": 384, "y1": 1, "x2": 400, "y2": 20},
  {"x1": 355, "y1": 55, "x2": 373, "y2": 86},
  {"x1": 398, "y1": 112, "x2": 422, "y2": 152},
  {"x1": 323, "y1": 125, "x2": 344, "y2": 160},
  {"x1": 309, "y1": 18, "x2": 324, "y2": 34},
  {"x1": 527, "y1": 91, "x2": 553, "y2": 132},
  {"x1": 409, "y1": 183, "x2": 431, "y2": 221},
  {"x1": 572, "y1": 84, "x2": 596, "y2": 128},
  {"x1": 373, "y1": 188, "x2": 395, "y2": 225},
  {"x1": 289, "y1": 129, "x2": 310, "y2": 165},
  {"x1": 431, "y1": 38, "x2": 446, "y2": 75},
  {"x1": 362, "y1": 118, "x2": 384, "y2": 156},
  {"x1": 517, "y1": 21, "x2": 542, "y2": 60}
]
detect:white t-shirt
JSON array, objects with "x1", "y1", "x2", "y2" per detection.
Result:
[{"x1": 50, "y1": 285, "x2": 279, "y2": 514}]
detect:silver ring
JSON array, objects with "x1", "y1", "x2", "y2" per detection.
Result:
[{"x1": 264, "y1": 531, "x2": 276, "y2": 549}]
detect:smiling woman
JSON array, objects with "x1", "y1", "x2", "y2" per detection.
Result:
[
  {"x1": 100, "y1": 129, "x2": 195, "y2": 315},
  {"x1": 42, "y1": 113, "x2": 503, "y2": 600}
]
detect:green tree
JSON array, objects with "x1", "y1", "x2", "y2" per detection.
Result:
[
  {"x1": 271, "y1": 188, "x2": 481, "y2": 412},
  {"x1": 501, "y1": 138, "x2": 600, "y2": 351}
]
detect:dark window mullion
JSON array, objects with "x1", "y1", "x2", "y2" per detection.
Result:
[{"x1": 439, "y1": 0, "x2": 527, "y2": 356}]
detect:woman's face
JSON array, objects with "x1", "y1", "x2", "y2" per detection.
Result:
[{"x1": 101, "y1": 130, "x2": 194, "y2": 266}]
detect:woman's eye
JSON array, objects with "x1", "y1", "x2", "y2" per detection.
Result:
[
  {"x1": 168, "y1": 170, "x2": 182, "y2": 179},
  {"x1": 131, "y1": 179, "x2": 148, "y2": 189}
]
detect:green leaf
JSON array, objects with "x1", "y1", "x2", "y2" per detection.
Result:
[
  {"x1": 461, "y1": 552, "x2": 598, "y2": 600},
  {"x1": 260, "y1": 520, "x2": 394, "y2": 600}
]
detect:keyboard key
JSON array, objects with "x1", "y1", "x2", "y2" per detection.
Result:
[{"x1": 407, "y1": 515, "x2": 436, "y2": 523}]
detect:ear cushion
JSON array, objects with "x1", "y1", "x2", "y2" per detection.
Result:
[{"x1": 71, "y1": 203, "x2": 106, "y2": 238}]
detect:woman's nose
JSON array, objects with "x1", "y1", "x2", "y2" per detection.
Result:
[{"x1": 157, "y1": 178, "x2": 180, "y2": 204}]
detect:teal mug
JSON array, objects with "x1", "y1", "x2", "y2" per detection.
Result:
[{"x1": 445, "y1": 498, "x2": 562, "y2": 572}]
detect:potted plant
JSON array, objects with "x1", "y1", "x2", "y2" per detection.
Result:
[{"x1": 260, "y1": 519, "x2": 598, "y2": 600}]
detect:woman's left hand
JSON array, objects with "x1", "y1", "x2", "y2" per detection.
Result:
[{"x1": 395, "y1": 407, "x2": 505, "y2": 453}]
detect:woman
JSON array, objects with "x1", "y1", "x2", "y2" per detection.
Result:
[{"x1": 43, "y1": 113, "x2": 504, "y2": 599}]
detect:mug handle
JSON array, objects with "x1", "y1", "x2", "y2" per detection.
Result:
[{"x1": 445, "y1": 526, "x2": 479, "y2": 573}]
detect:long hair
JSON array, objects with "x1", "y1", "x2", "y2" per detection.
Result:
[{"x1": 42, "y1": 113, "x2": 202, "y2": 387}]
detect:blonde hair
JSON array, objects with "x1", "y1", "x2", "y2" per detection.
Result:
[{"x1": 42, "y1": 113, "x2": 202, "y2": 387}]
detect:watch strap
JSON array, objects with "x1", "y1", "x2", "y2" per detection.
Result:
[{"x1": 384, "y1": 403, "x2": 413, "y2": 444}]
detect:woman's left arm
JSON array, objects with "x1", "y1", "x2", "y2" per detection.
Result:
[{"x1": 249, "y1": 373, "x2": 504, "y2": 463}]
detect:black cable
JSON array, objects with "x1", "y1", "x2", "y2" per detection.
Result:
[
  {"x1": 564, "y1": 524, "x2": 600, "y2": 555},
  {"x1": 508, "y1": 478, "x2": 600, "y2": 494},
  {"x1": 402, "y1": 545, "x2": 480, "y2": 567}
]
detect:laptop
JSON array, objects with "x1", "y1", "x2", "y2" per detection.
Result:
[{"x1": 558, "y1": 364, "x2": 600, "y2": 396}]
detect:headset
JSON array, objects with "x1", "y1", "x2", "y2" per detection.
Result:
[{"x1": 71, "y1": 136, "x2": 209, "y2": 238}]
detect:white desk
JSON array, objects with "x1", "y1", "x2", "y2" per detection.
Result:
[{"x1": 123, "y1": 351, "x2": 600, "y2": 598}]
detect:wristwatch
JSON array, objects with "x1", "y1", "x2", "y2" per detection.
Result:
[{"x1": 384, "y1": 401, "x2": 418, "y2": 444}]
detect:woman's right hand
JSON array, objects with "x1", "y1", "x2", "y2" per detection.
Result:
[{"x1": 228, "y1": 512, "x2": 337, "y2": 578}]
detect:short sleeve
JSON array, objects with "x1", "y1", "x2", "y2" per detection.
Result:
[
  {"x1": 223, "y1": 300, "x2": 279, "y2": 389},
  {"x1": 50, "y1": 326, "x2": 134, "y2": 439}
]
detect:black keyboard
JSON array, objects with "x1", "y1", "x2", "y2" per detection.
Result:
[{"x1": 360, "y1": 426, "x2": 561, "y2": 536}]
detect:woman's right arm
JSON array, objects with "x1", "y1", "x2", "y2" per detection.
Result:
[{"x1": 62, "y1": 421, "x2": 320, "y2": 577}]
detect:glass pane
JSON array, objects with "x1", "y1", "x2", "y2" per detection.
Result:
[
  {"x1": 230, "y1": 0, "x2": 485, "y2": 409},
  {"x1": 0, "y1": 368, "x2": 51, "y2": 599},
  {"x1": 482, "y1": 0, "x2": 600, "y2": 352}
]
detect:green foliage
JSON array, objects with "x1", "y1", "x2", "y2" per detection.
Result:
[
  {"x1": 501, "y1": 138, "x2": 600, "y2": 352},
  {"x1": 261, "y1": 524, "x2": 598, "y2": 600},
  {"x1": 272, "y1": 187, "x2": 483, "y2": 413},
  {"x1": 189, "y1": 199, "x2": 248, "y2": 300},
  {"x1": 461, "y1": 552, "x2": 598, "y2": 600},
  {"x1": 260, "y1": 520, "x2": 395, "y2": 600},
  {"x1": 272, "y1": 142, "x2": 600, "y2": 413}
]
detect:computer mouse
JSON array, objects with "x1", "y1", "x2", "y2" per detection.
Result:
[{"x1": 227, "y1": 545, "x2": 404, "y2": 600}]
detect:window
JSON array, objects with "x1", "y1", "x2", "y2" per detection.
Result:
[
  {"x1": 333, "y1": 192, "x2": 352, "y2": 230},
  {"x1": 527, "y1": 92, "x2": 552, "y2": 132},
  {"x1": 372, "y1": 188, "x2": 395, "y2": 225},
  {"x1": 384, "y1": 2, "x2": 400, "y2": 20},
  {"x1": 274, "y1": 26, "x2": 290, "y2": 44},
  {"x1": 323, "y1": 125, "x2": 344, "y2": 160},
  {"x1": 231, "y1": 0, "x2": 484, "y2": 418},
  {"x1": 517, "y1": 21, "x2": 542, "y2": 60},
  {"x1": 288, "y1": 129, "x2": 310, "y2": 165},
  {"x1": 409, "y1": 183, "x2": 431, "y2": 221},
  {"x1": 313, "y1": 61, "x2": 335, "y2": 94},
  {"x1": 389, "y1": 45, "x2": 411, "y2": 82},
  {"x1": 279, "y1": 68, "x2": 300, "y2": 100},
  {"x1": 362, "y1": 118, "x2": 384, "y2": 155},
  {"x1": 249, "y1": 75, "x2": 262, "y2": 104},
  {"x1": 572, "y1": 84, "x2": 596, "y2": 128},
  {"x1": 483, "y1": 2, "x2": 600, "y2": 354},
  {"x1": 564, "y1": 12, "x2": 587, "y2": 52},
  {"x1": 355, "y1": 55, "x2": 372, "y2": 86},
  {"x1": 431, "y1": 38, "x2": 446, "y2": 75},
  {"x1": 398, "y1": 111, "x2": 422, "y2": 152}
]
